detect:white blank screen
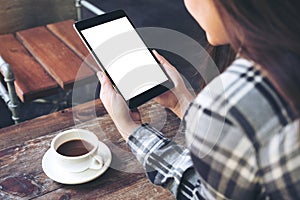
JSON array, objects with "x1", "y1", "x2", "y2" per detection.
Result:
[{"x1": 81, "y1": 17, "x2": 168, "y2": 100}]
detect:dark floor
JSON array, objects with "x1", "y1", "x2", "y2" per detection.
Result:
[{"x1": 0, "y1": 0, "x2": 205, "y2": 128}]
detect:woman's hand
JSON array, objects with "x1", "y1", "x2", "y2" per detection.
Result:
[
  {"x1": 153, "y1": 51, "x2": 195, "y2": 119},
  {"x1": 97, "y1": 71, "x2": 141, "y2": 141}
]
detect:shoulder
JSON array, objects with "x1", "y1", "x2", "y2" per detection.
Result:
[
  {"x1": 184, "y1": 57, "x2": 295, "y2": 149},
  {"x1": 259, "y1": 119, "x2": 300, "y2": 199}
]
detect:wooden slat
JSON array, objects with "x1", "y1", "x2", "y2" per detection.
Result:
[
  {"x1": 47, "y1": 20, "x2": 100, "y2": 72},
  {"x1": 16, "y1": 26, "x2": 96, "y2": 90},
  {"x1": 0, "y1": 34, "x2": 58, "y2": 102}
]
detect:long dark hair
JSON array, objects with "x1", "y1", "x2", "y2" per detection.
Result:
[{"x1": 212, "y1": 0, "x2": 300, "y2": 115}]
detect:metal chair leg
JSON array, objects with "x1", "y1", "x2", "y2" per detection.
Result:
[
  {"x1": 0, "y1": 56, "x2": 21, "y2": 124},
  {"x1": 75, "y1": 0, "x2": 82, "y2": 21},
  {"x1": 75, "y1": 0, "x2": 105, "y2": 21}
]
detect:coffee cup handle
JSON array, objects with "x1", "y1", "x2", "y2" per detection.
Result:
[{"x1": 89, "y1": 154, "x2": 104, "y2": 170}]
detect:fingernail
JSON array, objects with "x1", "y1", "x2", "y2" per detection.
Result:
[
  {"x1": 153, "y1": 50, "x2": 159, "y2": 56},
  {"x1": 97, "y1": 71, "x2": 103, "y2": 80}
]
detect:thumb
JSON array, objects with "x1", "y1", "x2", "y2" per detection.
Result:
[
  {"x1": 97, "y1": 71, "x2": 105, "y2": 84},
  {"x1": 97, "y1": 71, "x2": 115, "y2": 93}
]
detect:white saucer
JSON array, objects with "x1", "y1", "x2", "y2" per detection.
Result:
[{"x1": 42, "y1": 141, "x2": 112, "y2": 184}]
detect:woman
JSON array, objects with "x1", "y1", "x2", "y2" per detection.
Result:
[{"x1": 97, "y1": 0, "x2": 300, "y2": 199}]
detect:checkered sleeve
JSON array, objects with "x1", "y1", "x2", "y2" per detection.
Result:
[{"x1": 127, "y1": 124, "x2": 213, "y2": 199}]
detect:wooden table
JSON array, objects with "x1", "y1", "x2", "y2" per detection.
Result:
[
  {"x1": 0, "y1": 19, "x2": 97, "y2": 102},
  {"x1": 0, "y1": 99, "x2": 180, "y2": 199}
]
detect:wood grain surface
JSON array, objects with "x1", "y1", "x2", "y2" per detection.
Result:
[
  {"x1": 47, "y1": 20, "x2": 100, "y2": 73},
  {"x1": 16, "y1": 26, "x2": 95, "y2": 90},
  {"x1": 0, "y1": 99, "x2": 181, "y2": 199},
  {"x1": 0, "y1": 34, "x2": 58, "y2": 102}
]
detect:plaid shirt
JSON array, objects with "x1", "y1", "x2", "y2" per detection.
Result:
[{"x1": 127, "y1": 58, "x2": 299, "y2": 199}]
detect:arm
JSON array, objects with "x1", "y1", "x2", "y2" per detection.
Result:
[
  {"x1": 97, "y1": 53, "x2": 209, "y2": 198},
  {"x1": 127, "y1": 124, "x2": 212, "y2": 200}
]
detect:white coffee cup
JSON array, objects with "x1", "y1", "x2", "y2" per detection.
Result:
[{"x1": 51, "y1": 129, "x2": 103, "y2": 173}]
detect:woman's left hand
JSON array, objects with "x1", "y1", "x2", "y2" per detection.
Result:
[{"x1": 97, "y1": 71, "x2": 141, "y2": 141}]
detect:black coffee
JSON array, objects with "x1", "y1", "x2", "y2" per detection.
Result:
[{"x1": 57, "y1": 139, "x2": 94, "y2": 157}]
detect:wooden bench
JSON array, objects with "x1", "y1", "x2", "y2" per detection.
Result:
[{"x1": 0, "y1": 19, "x2": 99, "y2": 123}]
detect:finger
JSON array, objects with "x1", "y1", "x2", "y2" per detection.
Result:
[
  {"x1": 153, "y1": 50, "x2": 166, "y2": 65},
  {"x1": 152, "y1": 50, "x2": 174, "y2": 71},
  {"x1": 152, "y1": 50, "x2": 162, "y2": 60},
  {"x1": 97, "y1": 71, "x2": 116, "y2": 101},
  {"x1": 97, "y1": 71, "x2": 113, "y2": 90},
  {"x1": 97, "y1": 71, "x2": 106, "y2": 84}
]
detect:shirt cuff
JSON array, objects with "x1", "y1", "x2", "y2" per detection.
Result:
[{"x1": 127, "y1": 123, "x2": 171, "y2": 166}]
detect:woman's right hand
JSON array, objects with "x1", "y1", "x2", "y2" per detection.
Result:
[{"x1": 153, "y1": 50, "x2": 195, "y2": 119}]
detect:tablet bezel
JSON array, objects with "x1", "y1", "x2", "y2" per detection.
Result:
[{"x1": 74, "y1": 10, "x2": 174, "y2": 109}]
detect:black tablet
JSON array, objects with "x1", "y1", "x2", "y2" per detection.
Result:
[{"x1": 74, "y1": 10, "x2": 174, "y2": 109}]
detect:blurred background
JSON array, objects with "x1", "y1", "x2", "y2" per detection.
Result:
[{"x1": 0, "y1": 0, "x2": 205, "y2": 128}]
